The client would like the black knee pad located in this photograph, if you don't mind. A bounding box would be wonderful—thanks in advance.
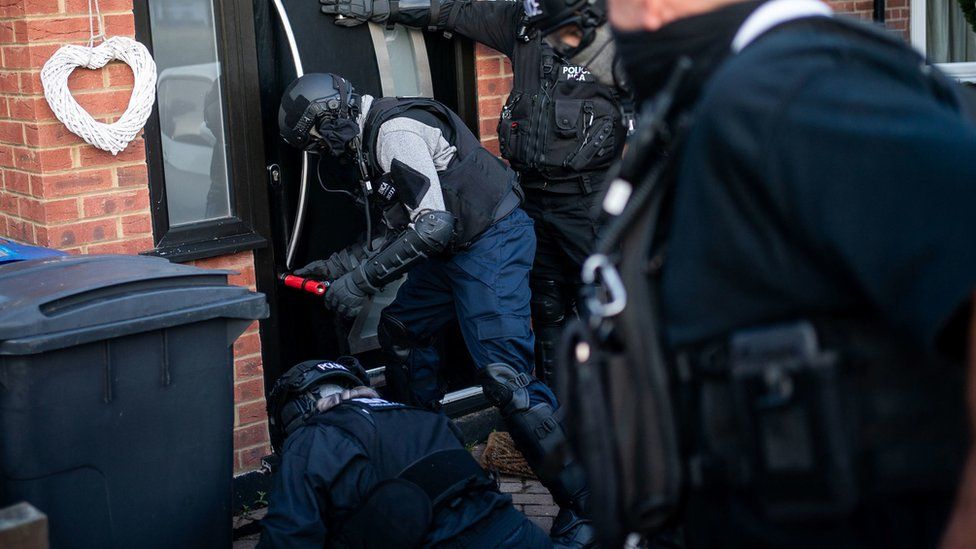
[530,279,567,326]
[480,362,532,415]
[378,313,413,362]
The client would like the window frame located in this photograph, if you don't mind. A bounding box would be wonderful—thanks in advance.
[911,0,976,82]
[133,0,269,262]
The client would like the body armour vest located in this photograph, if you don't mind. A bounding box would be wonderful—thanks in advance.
[497,39,628,186]
[363,97,519,248]
[307,398,490,548]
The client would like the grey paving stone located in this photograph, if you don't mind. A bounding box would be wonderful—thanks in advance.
[524,481,549,494]
[499,482,523,493]
[523,504,560,518]
[511,493,554,505]
[529,515,553,532]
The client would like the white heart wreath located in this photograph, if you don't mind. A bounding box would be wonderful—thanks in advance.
[40,36,157,156]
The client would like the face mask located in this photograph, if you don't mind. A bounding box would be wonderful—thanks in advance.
[315,117,361,157]
[567,24,618,87]
[612,0,762,104]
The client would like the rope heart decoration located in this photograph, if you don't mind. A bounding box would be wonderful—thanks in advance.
[40,0,157,155]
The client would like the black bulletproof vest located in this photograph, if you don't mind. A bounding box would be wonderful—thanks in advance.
[497,38,627,187]
[307,398,480,547]
[364,97,518,247]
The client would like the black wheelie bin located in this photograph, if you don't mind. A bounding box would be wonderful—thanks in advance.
[0,254,269,549]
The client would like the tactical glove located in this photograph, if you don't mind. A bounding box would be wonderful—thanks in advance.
[320,0,390,27]
[294,245,366,281]
[324,268,376,318]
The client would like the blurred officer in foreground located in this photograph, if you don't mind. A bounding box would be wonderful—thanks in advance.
[319,0,633,388]
[280,73,595,545]
[259,358,553,547]
[535,0,976,547]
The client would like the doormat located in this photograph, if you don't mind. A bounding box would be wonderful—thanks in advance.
[481,431,536,479]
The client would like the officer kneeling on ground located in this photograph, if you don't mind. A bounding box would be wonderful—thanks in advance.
[279,73,595,546]
[258,358,554,547]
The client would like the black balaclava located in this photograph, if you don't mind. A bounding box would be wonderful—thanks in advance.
[613,0,763,105]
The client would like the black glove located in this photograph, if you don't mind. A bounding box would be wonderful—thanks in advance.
[294,246,365,281]
[320,0,390,27]
[324,268,376,318]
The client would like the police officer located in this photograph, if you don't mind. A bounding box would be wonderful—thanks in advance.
[259,358,553,547]
[536,0,976,547]
[318,0,633,387]
[280,73,595,545]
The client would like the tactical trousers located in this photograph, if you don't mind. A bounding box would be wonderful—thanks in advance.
[380,208,557,409]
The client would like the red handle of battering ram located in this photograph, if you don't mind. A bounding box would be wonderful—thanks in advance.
[280,274,329,296]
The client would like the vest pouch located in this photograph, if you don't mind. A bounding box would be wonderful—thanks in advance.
[726,347,859,524]
[564,115,616,173]
[553,99,583,138]
[497,92,528,165]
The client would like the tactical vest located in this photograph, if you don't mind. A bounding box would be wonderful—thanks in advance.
[363,97,521,248]
[307,398,497,548]
[497,39,628,189]
[561,5,976,545]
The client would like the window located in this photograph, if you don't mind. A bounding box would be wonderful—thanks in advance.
[135,0,268,261]
[912,0,976,81]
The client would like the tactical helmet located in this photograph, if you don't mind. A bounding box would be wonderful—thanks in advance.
[267,356,371,453]
[279,73,362,154]
[523,0,607,58]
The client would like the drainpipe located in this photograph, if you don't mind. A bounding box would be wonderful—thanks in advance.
[873,0,886,23]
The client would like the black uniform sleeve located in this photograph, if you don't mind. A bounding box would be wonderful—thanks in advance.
[442,0,521,57]
[258,426,372,549]
[768,64,976,355]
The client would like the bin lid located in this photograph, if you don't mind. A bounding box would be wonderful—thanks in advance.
[0,238,65,264]
[0,254,269,355]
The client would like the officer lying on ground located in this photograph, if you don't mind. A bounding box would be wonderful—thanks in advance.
[319,0,633,390]
[258,358,554,547]
[279,73,594,546]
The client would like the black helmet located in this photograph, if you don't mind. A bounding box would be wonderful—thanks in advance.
[267,356,370,453]
[279,73,362,155]
[523,0,607,58]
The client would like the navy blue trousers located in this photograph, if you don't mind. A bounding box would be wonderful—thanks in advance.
[380,208,557,409]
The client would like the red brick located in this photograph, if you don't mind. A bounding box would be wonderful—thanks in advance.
[44,217,117,247]
[25,17,91,43]
[6,216,35,243]
[12,146,72,171]
[103,14,135,38]
[235,355,264,380]
[4,170,29,194]
[86,236,154,255]
[477,75,513,98]
[474,43,502,57]
[28,43,71,70]
[120,212,151,235]
[0,72,19,93]
[479,96,503,117]
[237,444,271,473]
[78,138,146,167]
[31,168,112,196]
[476,57,501,78]
[0,120,22,144]
[67,67,107,91]
[18,196,78,223]
[116,163,148,187]
[482,137,500,156]
[82,188,149,217]
[235,376,266,403]
[23,122,85,148]
[0,190,17,214]
[237,400,269,427]
[195,252,254,270]
[501,58,513,76]
[22,0,60,16]
[2,46,32,70]
[233,421,269,450]
[106,62,133,87]
[228,265,256,288]
[0,21,15,45]
[73,89,134,117]
[234,331,262,357]
[64,0,134,13]
[0,143,13,167]
[0,215,8,237]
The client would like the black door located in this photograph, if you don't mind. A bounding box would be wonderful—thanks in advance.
[252,0,481,411]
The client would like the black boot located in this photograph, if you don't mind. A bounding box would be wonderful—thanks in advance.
[481,363,597,548]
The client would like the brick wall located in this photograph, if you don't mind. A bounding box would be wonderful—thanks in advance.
[0,1,269,475]
[471,2,913,136]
